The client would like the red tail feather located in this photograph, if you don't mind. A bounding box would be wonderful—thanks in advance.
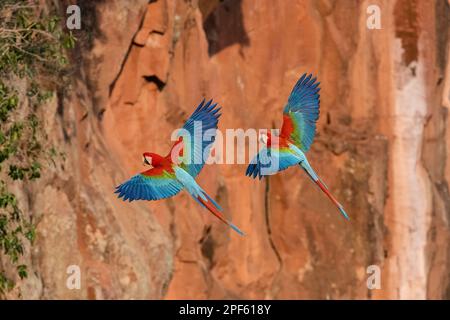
[314,179,349,220]
[315,179,338,206]
[197,196,227,224]
[196,196,245,235]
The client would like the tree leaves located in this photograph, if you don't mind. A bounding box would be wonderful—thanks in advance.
[0,0,75,296]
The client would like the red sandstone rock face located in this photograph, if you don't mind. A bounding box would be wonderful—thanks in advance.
[9,0,450,299]
[103,0,450,299]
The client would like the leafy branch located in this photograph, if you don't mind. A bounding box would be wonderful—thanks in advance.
[0,0,74,296]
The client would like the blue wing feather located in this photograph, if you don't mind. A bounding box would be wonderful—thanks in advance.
[115,171,183,202]
[246,147,301,179]
[175,99,221,177]
[282,73,320,152]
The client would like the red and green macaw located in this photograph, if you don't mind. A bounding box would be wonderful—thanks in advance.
[246,73,349,220]
[115,99,244,235]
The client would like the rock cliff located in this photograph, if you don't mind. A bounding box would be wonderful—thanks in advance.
[5,0,450,299]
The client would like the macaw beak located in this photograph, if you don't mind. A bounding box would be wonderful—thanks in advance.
[143,157,150,166]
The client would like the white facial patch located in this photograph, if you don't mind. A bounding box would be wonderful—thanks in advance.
[144,156,152,165]
[259,133,268,144]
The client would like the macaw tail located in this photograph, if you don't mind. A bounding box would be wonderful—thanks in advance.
[194,192,245,236]
[299,162,350,221]
[173,165,244,235]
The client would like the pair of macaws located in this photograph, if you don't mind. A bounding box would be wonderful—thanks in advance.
[115,74,349,236]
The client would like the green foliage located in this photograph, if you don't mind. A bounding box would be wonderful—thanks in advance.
[0,83,18,122]
[0,0,74,296]
[0,273,14,293]
[0,0,76,78]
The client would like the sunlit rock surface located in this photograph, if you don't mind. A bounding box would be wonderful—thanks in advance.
[9,0,450,299]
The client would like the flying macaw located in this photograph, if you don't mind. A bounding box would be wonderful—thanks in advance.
[246,73,349,220]
[115,99,244,235]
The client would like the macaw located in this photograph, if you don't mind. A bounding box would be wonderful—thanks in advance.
[115,99,244,235]
[246,73,349,220]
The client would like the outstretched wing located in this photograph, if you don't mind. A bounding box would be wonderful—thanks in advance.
[168,99,221,178]
[280,73,320,152]
[115,168,183,202]
[246,147,301,179]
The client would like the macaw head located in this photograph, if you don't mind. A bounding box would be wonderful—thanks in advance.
[143,152,163,167]
[259,131,272,147]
